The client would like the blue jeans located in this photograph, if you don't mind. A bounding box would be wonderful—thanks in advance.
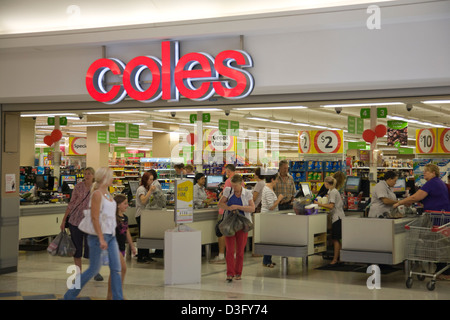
[64,234,123,300]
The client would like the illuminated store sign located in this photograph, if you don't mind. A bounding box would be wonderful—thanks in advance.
[86,41,254,104]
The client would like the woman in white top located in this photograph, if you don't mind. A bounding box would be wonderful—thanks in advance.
[64,167,123,300]
[252,167,266,213]
[135,170,160,262]
[218,174,255,282]
[315,176,345,265]
[369,171,399,218]
[260,174,284,267]
[193,173,213,209]
[261,174,284,213]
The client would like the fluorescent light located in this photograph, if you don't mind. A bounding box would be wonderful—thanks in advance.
[126,147,150,151]
[234,106,307,111]
[309,125,328,129]
[421,100,450,104]
[246,116,271,122]
[291,122,310,126]
[154,108,221,112]
[272,120,292,124]
[142,129,167,133]
[85,110,146,114]
[279,133,298,137]
[72,123,109,127]
[322,102,404,108]
[21,113,78,117]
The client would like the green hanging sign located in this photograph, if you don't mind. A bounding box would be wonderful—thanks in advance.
[360,108,371,119]
[128,124,140,139]
[115,122,127,138]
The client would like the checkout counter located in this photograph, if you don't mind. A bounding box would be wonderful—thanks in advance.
[254,210,328,274]
[137,206,227,261]
[340,215,416,267]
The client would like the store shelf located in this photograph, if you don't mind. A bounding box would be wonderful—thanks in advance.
[352,167,413,170]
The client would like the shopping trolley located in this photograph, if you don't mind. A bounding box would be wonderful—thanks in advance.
[404,211,450,291]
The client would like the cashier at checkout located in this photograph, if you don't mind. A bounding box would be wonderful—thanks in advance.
[368,171,399,218]
[193,173,213,209]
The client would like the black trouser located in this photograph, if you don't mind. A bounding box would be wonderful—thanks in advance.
[278,203,293,210]
[136,216,150,260]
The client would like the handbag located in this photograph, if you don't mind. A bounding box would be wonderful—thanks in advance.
[77,209,97,235]
[219,209,240,237]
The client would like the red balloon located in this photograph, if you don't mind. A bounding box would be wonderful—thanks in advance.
[374,124,387,138]
[44,135,54,146]
[362,129,376,143]
[51,129,63,141]
[187,133,197,146]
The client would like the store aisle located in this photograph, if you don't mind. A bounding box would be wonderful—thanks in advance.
[0,249,449,300]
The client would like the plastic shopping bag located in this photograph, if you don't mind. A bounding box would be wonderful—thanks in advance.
[47,232,63,256]
[47,230,76,257]
[219,210,239,237]
[57,231,76,257]
[236,214,254,233]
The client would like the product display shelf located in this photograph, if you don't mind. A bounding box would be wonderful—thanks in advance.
[109,160,141,191]
[289,160,344,191]
[140,158,177,191]
[235,165,278,185]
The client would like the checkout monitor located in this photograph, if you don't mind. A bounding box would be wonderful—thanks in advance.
[294,182,312,198]
[392,178,406,195]
[35,175,46,189]
[345,176,361,193]
[128,180,139,196]
[206,175,223,189]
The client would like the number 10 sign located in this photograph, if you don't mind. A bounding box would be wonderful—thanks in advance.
[415,128,450,154]
[298,130,343,154]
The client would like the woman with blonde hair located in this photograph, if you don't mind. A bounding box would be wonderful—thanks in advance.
[64,167,123,300]
[60,167,95,274]
[315,176,345,265]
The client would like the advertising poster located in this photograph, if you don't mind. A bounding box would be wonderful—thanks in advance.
[5,174,16,193]
[68,137,87,155]
[415,128,437,154]
[203,129,236,152]
[298,130,343,154]
[387,120,408,147]
[437,128,450,154]
[174,179,194,224]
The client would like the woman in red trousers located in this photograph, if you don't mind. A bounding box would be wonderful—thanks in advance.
[218,174,255,282]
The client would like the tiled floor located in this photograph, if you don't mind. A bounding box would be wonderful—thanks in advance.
[1,249,449,300]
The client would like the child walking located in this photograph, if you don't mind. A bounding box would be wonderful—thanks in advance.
[107,194,137,300]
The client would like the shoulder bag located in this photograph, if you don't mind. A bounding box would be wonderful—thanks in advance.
[78,191,103,235]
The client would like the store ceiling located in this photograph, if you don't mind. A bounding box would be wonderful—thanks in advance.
[25,95,450,154]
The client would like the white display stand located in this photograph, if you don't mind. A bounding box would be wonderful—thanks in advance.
[164,227,201,285]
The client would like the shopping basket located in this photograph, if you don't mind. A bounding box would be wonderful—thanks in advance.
[404,210,450,291]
